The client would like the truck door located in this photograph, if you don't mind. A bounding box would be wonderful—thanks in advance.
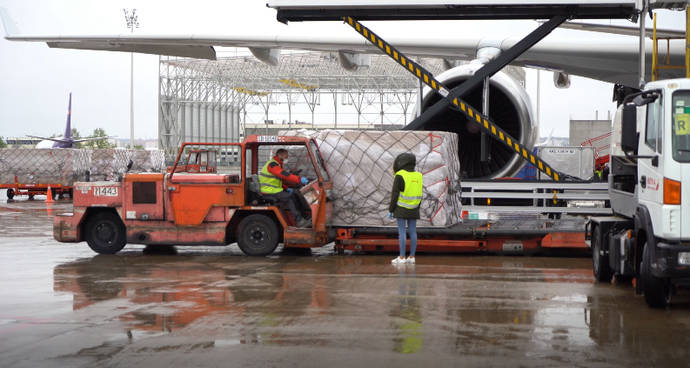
[671,91,690,239]
[638,96,664,232]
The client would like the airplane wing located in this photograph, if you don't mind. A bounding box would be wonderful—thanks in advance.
[27,135,68,143]
[557,21,686,38]
[1,8,685,87]
[72,136,116,143]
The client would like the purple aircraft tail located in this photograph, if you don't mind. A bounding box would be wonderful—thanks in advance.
[63,93,72,140]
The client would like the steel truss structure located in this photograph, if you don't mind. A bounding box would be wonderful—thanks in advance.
[158,50,446,157]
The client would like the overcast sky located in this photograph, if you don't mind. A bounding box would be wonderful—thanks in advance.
[0,1,686,141]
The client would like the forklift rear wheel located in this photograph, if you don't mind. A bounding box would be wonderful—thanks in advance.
[592,225,612,282]
[641,241,670,308]
[6,189,14,199]
[237,214,279,256]
[85,212,127,255]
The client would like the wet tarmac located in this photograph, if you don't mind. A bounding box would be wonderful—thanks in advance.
[1,189,690,367]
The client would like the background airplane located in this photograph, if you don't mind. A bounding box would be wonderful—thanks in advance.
[30,93,114,148]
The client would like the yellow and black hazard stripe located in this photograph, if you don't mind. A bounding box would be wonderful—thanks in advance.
[343,16,562,182]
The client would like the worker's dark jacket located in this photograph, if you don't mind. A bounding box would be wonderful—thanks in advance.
[389,153,421,219]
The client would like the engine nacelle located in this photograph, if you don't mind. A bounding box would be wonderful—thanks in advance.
[417,64,537,179]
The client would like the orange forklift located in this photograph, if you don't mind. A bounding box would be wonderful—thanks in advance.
[54,135,333,256]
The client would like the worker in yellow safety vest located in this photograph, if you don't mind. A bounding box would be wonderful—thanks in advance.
[389,152,423,265]
[259,148,311,228]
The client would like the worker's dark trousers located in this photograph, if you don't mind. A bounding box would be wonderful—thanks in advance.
[263,191,302,221]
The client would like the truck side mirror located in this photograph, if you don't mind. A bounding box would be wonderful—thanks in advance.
[621,103,638,154]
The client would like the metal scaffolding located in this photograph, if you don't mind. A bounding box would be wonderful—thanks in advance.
[158,50,446,157]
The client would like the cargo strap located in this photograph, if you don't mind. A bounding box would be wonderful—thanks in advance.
[343,16,564,182]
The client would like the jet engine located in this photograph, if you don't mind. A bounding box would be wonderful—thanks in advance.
[417,64,537,179]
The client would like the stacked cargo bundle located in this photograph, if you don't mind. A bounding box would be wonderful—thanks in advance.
[87,149,132,181]
[280,129,463,227]
[0,148,90,186]
[88,149,166,181]
[129,149,166,173]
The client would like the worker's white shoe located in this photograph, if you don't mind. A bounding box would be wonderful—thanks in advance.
[406,256,415,265]
[391,256,406,264]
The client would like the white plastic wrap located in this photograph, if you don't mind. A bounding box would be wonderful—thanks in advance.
[0,149,90,186]
[281,129,463,227]
[88,149,166,181]
[0,149,166,185]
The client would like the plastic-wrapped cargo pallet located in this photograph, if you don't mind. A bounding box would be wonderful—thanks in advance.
[0,149,90,186]
[88,149,166,181]
[0,148,166,185]
[129,149,166,173]
[280,129,463,227]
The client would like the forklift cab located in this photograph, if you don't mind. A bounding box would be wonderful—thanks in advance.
[165,136,333,255]
[243,135,332,216]
[168,149,218,173]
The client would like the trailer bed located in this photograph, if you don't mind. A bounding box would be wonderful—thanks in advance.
[335,216,589,254]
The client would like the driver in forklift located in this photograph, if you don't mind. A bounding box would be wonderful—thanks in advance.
[259,149,312,228]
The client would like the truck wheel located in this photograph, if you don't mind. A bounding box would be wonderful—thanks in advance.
[237,214,279,256]
[85,212,127,255]
[592,225,612,282]
[640,241,670,308]
[6,189,14,199]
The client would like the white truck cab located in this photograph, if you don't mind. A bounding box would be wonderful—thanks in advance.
[591,78,690,308]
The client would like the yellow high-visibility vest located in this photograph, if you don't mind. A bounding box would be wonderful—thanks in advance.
[396,169,423,209]
[259,159,283,194]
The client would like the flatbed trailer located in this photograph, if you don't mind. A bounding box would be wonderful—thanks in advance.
[335,216,590,254]
[1,176,71,200]
[332,179,610,254]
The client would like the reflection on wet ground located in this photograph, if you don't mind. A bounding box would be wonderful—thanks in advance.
[2,191,690,367]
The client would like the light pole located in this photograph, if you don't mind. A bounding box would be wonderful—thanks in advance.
[123,9,139,148]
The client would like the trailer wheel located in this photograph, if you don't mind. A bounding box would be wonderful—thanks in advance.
[592,225,612,282]
[640,241,670,308]
[85,212,127,255]
[6,189,14,199]
[237,214,279,256]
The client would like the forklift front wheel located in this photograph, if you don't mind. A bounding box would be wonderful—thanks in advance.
[237,214,279,256]
[6,189,14,199]
[85,212,127,255]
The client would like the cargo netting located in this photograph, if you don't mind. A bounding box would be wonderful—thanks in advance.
[0,149,165,185]
[280,129,463,227]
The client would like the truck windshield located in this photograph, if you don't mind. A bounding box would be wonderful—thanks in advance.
[672,91,690,162]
